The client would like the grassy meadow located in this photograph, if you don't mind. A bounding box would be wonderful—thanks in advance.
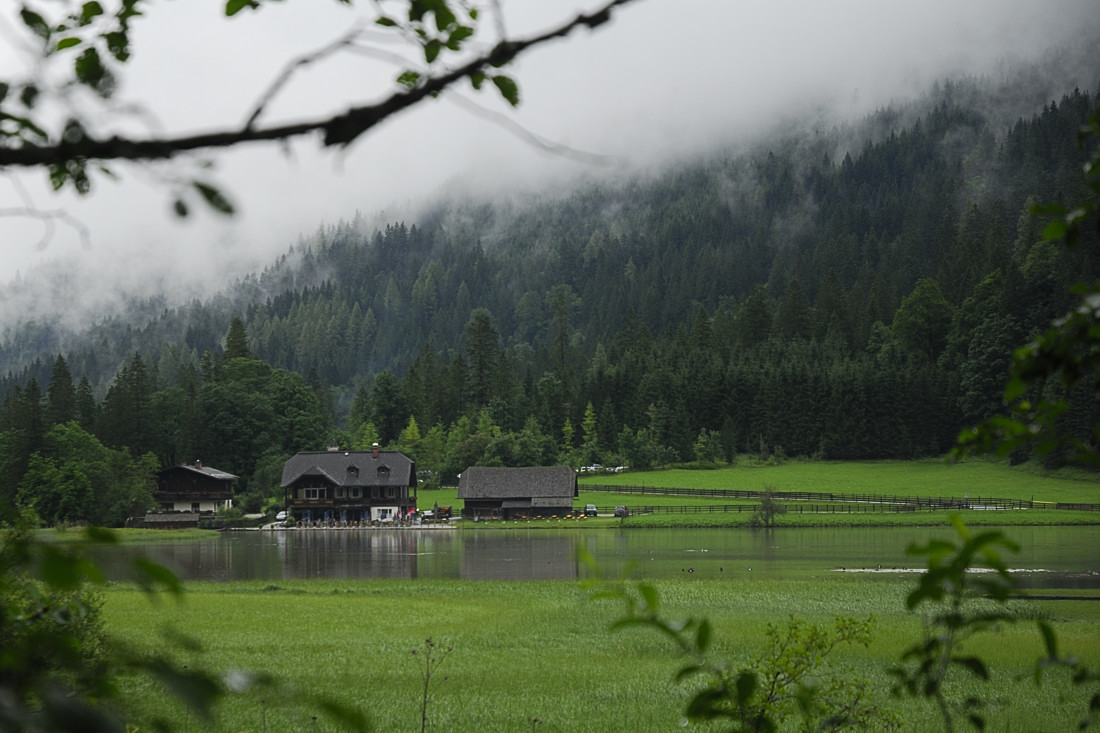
[415,458,1100,528]
[101,575,1100,732]
[95,459,1099,730]
[577,457,1100,504]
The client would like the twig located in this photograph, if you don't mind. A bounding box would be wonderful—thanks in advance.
[0,0,641,168]
[445,92,618,165]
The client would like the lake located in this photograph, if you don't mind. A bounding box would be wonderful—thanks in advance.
[96,525,1100,588]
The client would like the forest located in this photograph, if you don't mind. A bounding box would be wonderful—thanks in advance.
[1,77,1098,525]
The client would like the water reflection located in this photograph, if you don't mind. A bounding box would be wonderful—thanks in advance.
[94,525,1100,587]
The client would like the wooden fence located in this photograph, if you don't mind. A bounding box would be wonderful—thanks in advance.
[584,485,1100,512]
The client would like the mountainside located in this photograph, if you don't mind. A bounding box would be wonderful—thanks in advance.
[1,74,1098,506]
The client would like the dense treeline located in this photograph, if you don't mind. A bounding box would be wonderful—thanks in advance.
[1,80,1098,524]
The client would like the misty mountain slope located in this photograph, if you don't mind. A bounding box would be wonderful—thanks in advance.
[0,77,1096,408]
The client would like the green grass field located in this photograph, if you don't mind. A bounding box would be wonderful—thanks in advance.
[414,459,1100,529]
[577,458,1100,504]
[101,575,1100,732]
[89,460,1099,730]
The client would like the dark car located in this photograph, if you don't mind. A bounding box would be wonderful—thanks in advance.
[614,505,629,518]
[584,504,598,517]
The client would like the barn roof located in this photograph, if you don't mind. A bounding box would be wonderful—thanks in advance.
[458,466,578,500]
[158,463,239,481]
[281,449,415,489]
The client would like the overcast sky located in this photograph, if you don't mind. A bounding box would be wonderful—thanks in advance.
[1,0,1099,324]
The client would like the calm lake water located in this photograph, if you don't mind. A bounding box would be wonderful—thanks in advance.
[97,525,1100,589]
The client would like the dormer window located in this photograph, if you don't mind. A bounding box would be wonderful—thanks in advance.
[346,465,359,482]
[377,465,390,479]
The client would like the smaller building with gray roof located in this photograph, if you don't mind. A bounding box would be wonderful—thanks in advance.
[457,466,578,519]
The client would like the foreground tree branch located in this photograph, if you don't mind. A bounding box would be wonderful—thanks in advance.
[0,0,638,169]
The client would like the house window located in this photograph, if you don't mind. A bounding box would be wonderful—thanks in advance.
[351,487,361,498]
[191,502,200,512]
[336,487,344,499]
[304,488,322,500]
[386,486,395,498]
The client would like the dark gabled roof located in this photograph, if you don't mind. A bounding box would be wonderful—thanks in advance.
[457,466,578,500]
[158,464,239,481]
[280,450,416,489]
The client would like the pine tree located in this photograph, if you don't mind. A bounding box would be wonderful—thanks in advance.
[224,317,252,361]
[45,355,76,427]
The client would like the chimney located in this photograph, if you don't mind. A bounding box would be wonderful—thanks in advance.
[195,459,202,468]
[371,442,380,459]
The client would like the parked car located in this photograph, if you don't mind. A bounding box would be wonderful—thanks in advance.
[614,505,629,518]
[275,510,287,521]
[584,504,598,517]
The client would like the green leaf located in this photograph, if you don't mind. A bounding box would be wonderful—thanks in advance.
[376,16,397,27]
[104,31,129,62]
[673,662,707,682]
[1037,620,1059,659]
[424,39,442,64]
[685,688,727,720]
[172,198,189,217]
[638,582,659,613]
[84,525,118,545]
[81,1,105,23]
[144,659,222,721]
[20,8,51,40]
[19,83,39,108]
[492,75,519,106]
[953,655,990,680]
[695,617,712,653]
[55,37,82,51]
[74,47,114,96]
[193,181,235,215]
[1042,219,1067,241]
[396,70,421,90]
[734,670,758,704]
[446,24,474,50]
[133,555,183,596]
[225,0,258,16]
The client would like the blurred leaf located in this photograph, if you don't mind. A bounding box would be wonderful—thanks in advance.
[685,688,727,720]
[638,582,659,613]
[193,181,235,215]
[424,39,442,63]
[132,555,183,596]
[1043,219,1067,241]
[80,2,105,23]
[74,47,115,97]
[84,525,118,545]
[492,75,519,106]
[695,617,712,653]
[55,37,82,51]
[734,670,758,704]
[20,8,51,40]
[225,0,258,16]
[19,84,39,108]
[953,656,989,680]
[104,30,129,62]
[397,70,421,90]
[144,658,222,721]
[1037,620,1059,660]
[673,662,706,682]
